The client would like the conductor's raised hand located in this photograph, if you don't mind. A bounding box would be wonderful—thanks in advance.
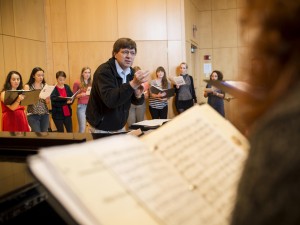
[134,85,144,99]
[130,70,150,90]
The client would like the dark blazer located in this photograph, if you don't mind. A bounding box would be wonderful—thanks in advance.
[50,84,73,120]
[86,57,144,131]
[174,74,197,103]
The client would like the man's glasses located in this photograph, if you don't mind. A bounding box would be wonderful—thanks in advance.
[120,50,136,56]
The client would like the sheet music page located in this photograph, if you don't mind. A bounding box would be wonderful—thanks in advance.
[171,76,186,86]
[90,136,215,225]
[86,87,92,95]
[133,119,170,127]
[31,138,160,225]
[29,134,230,225]
[39,84,55,99]
[28,104,249,225]
[58,89,80,101]
[142,104,249,223]
[28,157,99,225]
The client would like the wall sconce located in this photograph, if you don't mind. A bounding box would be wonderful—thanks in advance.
[191,44,197,53]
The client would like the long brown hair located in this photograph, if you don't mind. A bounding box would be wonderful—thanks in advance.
[240,0,300,127]
[80,67,92,89]
[156,66,168,89]
[2,71,23,91]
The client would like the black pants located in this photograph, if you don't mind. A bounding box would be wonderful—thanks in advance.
[176,99,194,114]
[53,116,73,133]
[149,106,168,119]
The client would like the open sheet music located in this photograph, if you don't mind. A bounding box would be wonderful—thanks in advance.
[57,89,80,102]
[27,104,249,225]
[86,87,92,95]
[39,84,55,99]
[170,76,186,86]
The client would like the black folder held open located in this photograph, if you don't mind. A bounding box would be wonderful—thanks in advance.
[150,86,175,98]
[4,89,41,106]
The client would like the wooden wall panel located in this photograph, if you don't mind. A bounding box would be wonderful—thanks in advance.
[213,47,238,80]
[237,0,246,8]
[237,8,248,47]
[184,40,192,71]
[237,47,250,80]
[167,41,184,76]
[68,42,113,85]
[0,0,14,35]
[0,3,2,33]
[212,9,237,48]
[167,40,185,118]
[184,0,200,44]
[50,0,67,42]
[184,0,191,42]
[167,0,182,40]
[14,0,45,41]
[118,0,167,40]
[2,36,17,72]
[15,38,46,81]
[133,41,168,78]
[212,0,236,10]
[198,11,212,48]
[44,0,54,79]
[190,2,199,43]
[52,43,69,83]
[0,35,4,130]
[0,36,4,77]
[191,0,212,11]
[66,0,118,42]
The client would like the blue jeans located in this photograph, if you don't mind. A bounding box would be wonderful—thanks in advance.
[77,104,87,133]
[27,114,50,132]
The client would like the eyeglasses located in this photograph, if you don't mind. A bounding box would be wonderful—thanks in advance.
[120,50,136,56]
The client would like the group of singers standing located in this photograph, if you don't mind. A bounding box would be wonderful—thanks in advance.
[0,38,225,134]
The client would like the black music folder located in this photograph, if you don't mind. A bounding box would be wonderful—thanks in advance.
[4,89,41,106]
[150,86,175,98]
[129,119,170,131]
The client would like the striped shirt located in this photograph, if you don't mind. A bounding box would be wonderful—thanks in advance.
[149,80,170,109]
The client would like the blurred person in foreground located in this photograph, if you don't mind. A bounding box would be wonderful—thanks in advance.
[230,1,300,225]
